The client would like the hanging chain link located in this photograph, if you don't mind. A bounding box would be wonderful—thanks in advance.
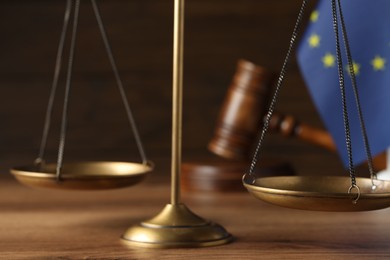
[56,0,81,180]
[331,0,356,187]
[335,0,377,188]
[248,0,308,178]
[332,0,360,204]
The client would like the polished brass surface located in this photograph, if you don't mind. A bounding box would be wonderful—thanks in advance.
[243,175,390,211]
[121,204,233,248]
[11,161,152,190]
[171,0,185,206]
[122,0,232,248]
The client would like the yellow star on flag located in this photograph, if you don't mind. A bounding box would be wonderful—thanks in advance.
[346,62,361,76]
[371,56,386,71]
[308,33,320,48]
[310,11,319,22]
[322,53,335,68]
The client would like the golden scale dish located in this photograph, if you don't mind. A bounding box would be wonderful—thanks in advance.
[9,0,390,249]
[11,161,151,190]
[243,175,390,212]
[242,0,390,212]
[11,0,153,190]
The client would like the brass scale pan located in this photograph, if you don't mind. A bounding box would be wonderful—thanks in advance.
[11,0,152,191]
[242,0,390,212]
[11,161,152,190]
[243,175,390,212]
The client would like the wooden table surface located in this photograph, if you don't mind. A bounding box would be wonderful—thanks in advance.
[1,165,390,260]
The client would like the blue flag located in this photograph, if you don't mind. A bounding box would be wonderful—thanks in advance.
[297,0,390,167]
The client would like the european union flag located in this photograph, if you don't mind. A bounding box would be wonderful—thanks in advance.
[297,0,390,167]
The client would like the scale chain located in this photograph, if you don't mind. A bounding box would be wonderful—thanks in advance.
[56,0,81,180]
[331,0,356,186]
[35,0,72,167]
[248,0,308,177]
[37,0,149,180]
[335,0,377,187]
[91,0,148,164]
[331,0,379,202]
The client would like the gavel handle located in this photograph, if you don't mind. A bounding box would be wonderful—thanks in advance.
[269,113,386,170]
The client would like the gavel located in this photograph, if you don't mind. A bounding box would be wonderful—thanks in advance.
[208,59,386,170]
[183,59,386,193]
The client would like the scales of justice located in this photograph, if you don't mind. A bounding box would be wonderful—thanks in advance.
[9,0,390,248]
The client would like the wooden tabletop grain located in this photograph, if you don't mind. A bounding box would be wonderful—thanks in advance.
[1,166,390,260]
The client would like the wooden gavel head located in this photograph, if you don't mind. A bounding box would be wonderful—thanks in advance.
[208,59,276,160]
[208,59,338,161]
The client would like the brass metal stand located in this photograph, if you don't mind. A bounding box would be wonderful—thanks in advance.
[121,0,233,248]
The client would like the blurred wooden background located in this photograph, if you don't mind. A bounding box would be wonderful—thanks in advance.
[0,0,345,175]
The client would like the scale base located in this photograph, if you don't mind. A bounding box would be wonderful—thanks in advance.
[121,204,233,248]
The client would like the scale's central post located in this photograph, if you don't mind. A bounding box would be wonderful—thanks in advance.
[121,0,232,248]
[171,0,184,205]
